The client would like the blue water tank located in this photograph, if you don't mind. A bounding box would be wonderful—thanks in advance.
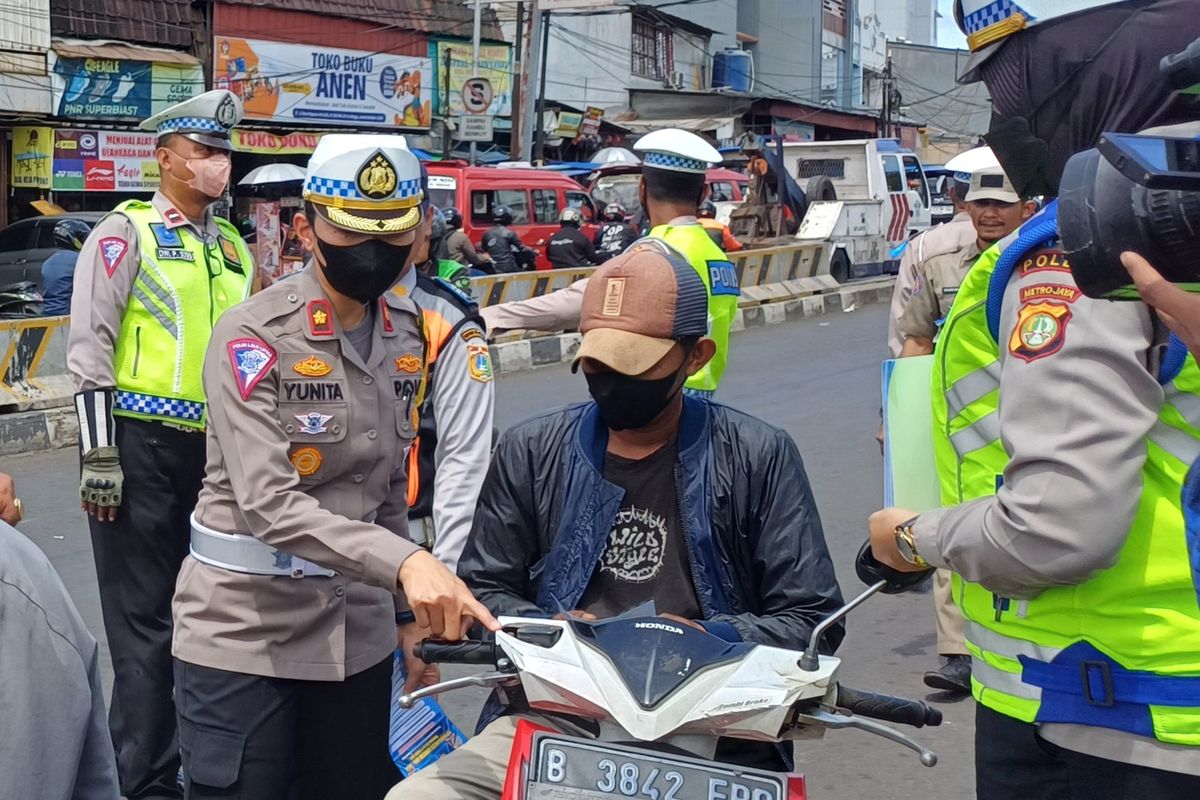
[712,48,754,93]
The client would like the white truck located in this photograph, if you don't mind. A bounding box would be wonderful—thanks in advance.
[784,139,932,283]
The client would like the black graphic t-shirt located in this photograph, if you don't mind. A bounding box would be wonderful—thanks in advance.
[579,437,702,620]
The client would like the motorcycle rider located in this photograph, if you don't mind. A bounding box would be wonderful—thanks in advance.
[41,218,89,316]
[480,128,739,398]
[391,245,843,800]
[171,134,497,799]
[480,206,535,272]
[442,207,492,274]
[871,3,1200,797]
[419,208,471,292]
[697,200,743,253]
[593,202,637,260]
[546,207,598,268]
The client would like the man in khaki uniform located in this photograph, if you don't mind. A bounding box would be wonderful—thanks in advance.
[66,89,253,800]
[171,134,496,800]
[894,163,1034,694]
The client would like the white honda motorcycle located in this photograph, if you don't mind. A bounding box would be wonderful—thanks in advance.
[401,545,940,800]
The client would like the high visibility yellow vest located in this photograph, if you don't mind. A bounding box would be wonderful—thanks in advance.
[111,201,254,429]
[649,223,738,394]
[930,229,1200,745]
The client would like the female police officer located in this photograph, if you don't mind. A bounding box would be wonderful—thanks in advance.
[170,134,498,799]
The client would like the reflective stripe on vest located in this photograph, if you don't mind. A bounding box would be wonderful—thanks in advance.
[931,224,1200,744]
[648,225,738,394]
[111,201,254,428]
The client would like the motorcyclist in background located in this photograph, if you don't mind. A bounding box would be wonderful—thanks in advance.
[546,207,598,268]
[418,208,472,292]
[481,206,535,273]
[594,202,638,260]
[697,200,743,253]
[442,207,492,274]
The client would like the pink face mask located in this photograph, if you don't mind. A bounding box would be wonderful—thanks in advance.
[170,151,231,199]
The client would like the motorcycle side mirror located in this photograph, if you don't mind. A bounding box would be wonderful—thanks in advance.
[854,539,935,594]
[798,542,936,672]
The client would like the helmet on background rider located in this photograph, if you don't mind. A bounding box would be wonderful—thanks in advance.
[427,207,449,255]
[559,207,583,227]
[53,219,90,251]
[443,206,463,230]
[602,202,626,222]
[492,206,514,225]
[697,200,717,219]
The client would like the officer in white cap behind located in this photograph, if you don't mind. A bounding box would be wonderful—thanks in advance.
[170,133,497,798]
[481,128,740,396]
[66,88,255,800]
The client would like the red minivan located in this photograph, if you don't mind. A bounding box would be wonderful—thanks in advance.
[425,161,599,271]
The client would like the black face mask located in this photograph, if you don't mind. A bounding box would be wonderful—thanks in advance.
[584,356,690,431]
[314,236,412,303]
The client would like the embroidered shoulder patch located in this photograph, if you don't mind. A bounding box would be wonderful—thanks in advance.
[227,338,277,400]
[1009,301,1072,362]
[467,342,493,383]
[308,300,335,337]
[98,237,128,278]
[1019,248,1071,275]
[1020,284,1080,304]
[460,327,485,343]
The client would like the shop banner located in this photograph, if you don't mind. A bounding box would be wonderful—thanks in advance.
[430,40,512,118]
[11,126,53,189]
[580,106,605,138]
[232,129,324,154]
[50,55,203,120]
[555,112,583,138]
[215,36,432,128]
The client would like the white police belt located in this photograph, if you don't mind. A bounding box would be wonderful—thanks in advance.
[190,514,336,578]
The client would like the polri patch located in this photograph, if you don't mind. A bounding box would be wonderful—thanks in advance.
[708,260,740,296]
[98,237,128,278]
[308,300,334,337]
[294,412,333,435]
[292,355,332,377]
[1009,301,1072,362]
[1020,284,1080,304]
[290,446,323,477]
[1019,249,1071,275]
[156,248,195,262]
[467,342,493,383]
[395,353,422,373]
[149,223,182,248]
[227,338,277,400]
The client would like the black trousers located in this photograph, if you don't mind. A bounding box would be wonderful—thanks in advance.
[89,418,208,799]
[174,657,400,800]
[976,704,1200,800]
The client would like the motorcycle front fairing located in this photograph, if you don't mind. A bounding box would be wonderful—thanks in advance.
[496,615,840,744]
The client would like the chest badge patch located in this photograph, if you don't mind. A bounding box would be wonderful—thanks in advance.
[1009,301,1072,362]
[149,223,182,248]
[395,353,422,373]
[219,237,241,265]
[308,300,335,337]
[98,237,128,278]
[294,412,333,435]
[292,355,332,377]
[227,338,277,400]
[290,446,323,477]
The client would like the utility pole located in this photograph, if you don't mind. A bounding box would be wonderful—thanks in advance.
[880,54,893,139]
[511,1,525,159]
[470,0,482,166]
[519,1,543,164]
[442,47,453,158]
[534,10,551,164]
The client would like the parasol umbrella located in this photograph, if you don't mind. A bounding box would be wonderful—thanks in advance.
[589,147,640,166]
[238,163,306,186]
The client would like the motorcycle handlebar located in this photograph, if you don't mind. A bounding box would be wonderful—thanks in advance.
[835,686,943,728]
[414,639,498,665]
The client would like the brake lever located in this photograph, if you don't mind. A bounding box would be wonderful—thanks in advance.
[793,708,938,767]
[397,671,518,709]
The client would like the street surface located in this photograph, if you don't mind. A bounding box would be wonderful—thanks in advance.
[9,304,975,799]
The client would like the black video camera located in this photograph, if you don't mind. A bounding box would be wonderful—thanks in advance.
[1063,38,1200,299]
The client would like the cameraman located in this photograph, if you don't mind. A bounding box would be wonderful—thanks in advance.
[871,3,1200,797]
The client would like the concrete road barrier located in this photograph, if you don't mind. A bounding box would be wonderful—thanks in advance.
[0,315,74,412]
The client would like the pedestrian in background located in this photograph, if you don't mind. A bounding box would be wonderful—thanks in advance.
[65,89,254,800]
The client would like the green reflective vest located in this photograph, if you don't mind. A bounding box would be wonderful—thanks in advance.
[112,201,254,429]
[930,234,1200,745]
[649,223,738,393]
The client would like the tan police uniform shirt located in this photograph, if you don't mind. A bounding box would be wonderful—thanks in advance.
[172,266,426,682]
[896,240,982,343]
[68,192,226,391]
[886,213,976,357]
[913,253,1200,775]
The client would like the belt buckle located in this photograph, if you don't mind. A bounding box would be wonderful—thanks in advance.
[1080,660,1115,707]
